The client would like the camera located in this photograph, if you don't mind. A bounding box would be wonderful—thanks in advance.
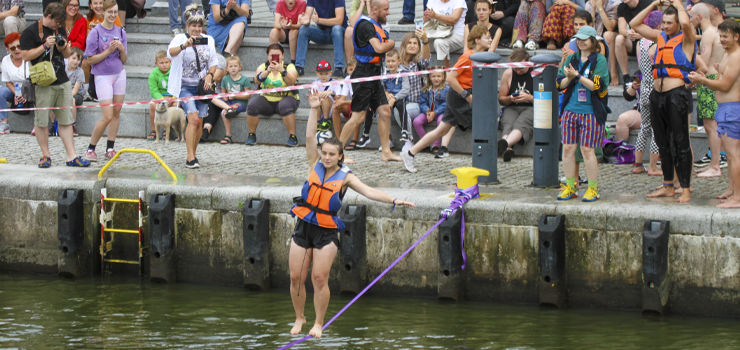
[55,34,66,47]
[192,37,208,45]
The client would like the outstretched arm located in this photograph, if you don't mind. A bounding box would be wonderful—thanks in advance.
[305,91,325,167]
[630,0,660,41]
[344,173,416,208]
[674,0,695,51]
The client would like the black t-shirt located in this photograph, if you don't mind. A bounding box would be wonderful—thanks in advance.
[617,0,651,27]
[19,20,69,86]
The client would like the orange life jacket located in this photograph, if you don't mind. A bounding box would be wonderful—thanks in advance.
[653,31,696,84]
[353,15,388,64]
[291,163,351,230]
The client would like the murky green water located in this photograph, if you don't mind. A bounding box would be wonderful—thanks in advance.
[1,273,739,349]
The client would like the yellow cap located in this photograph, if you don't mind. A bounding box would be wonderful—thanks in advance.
[0,158,6,164]
[450,167,489,190]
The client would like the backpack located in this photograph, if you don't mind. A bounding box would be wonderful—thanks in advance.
[602,139,636,164]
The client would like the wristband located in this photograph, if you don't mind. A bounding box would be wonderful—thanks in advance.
[281,70,287,77]
[422,41,429,45]
[43,43,47,50]
[256,71,267,82]
[576,74,582,80]
[391,198,397,212]
[180,44,184,50]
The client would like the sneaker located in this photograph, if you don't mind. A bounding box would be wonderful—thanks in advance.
[66,156,91,167]
[622,74,631,89]
[524,40,539,50]
[356,134,371,148]
[0,121,9,134]
[85,149,98,162]
[694,152,711,168]
[512,40,524,49]
[557,184,578,200]
[245,132,257,145]
[38,155,51,168]
[332,67,344,79]
[84,95,97,102]
[72,124,78,137]
[497,139,508,157]
[104,149,117,159]
[285,134,298,147]
[582,186,600,202]
[401,150,417,173]
[31,127,35,135]
[171,28,183,36]
[400,131,409,142]
[295,66,305,77]
[720,154,728,168]
[431,145,439,155]
[503,149,514,162]
[185,158,200,168]
[398,17,414,25]
[435,146,449,158]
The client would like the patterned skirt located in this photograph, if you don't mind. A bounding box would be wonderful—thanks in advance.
[541,4,576,45]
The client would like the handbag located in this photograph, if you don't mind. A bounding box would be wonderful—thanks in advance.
[21,61,35,104]
[192,44,216,95]
[29,21,57,87]
[424,19,453,39]
[219,8,240,26]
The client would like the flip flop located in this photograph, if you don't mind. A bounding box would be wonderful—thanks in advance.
[147,131,156,141]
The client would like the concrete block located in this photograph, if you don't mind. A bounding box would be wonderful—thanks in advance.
[147,184,214,209]
[0,175,31,199]
[258,186,302,214]
[554,200,609,231]
[211,186,263,211]
[503,200,557,227]
[605,203,712,236]
[710,211,740,239]
[26,177,100,202]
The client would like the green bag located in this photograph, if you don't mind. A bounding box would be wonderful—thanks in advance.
[29,21,57,87]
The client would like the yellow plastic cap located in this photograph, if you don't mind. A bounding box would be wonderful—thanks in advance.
[0,158,6,163]
[450,167,489,190]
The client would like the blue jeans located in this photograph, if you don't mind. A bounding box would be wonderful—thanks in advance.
[403,0,428,19]
[179,85,209,117]
[169,0,191,30]
[296,25,345,69]
[0,86,14,120]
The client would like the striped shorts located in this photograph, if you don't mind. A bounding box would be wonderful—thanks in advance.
[561,110,605,148]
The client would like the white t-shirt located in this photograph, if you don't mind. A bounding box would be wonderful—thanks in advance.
[427,0,467,37]
[339,75,353,100]
[310,77,343,100]
[1,55,30,84]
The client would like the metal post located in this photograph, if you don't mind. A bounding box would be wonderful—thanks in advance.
[530,54,562,188]
[470,52,501,184]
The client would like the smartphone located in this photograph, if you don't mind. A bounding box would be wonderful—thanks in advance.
[193,37,208,45]
[511,92,520,97]
[414,19,424,31]
[271,54,280,63]
[632,77,641,84]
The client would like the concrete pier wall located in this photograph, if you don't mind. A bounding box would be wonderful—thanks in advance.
[1,177,739,317]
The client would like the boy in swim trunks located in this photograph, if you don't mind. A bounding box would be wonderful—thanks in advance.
[691,3,725,178]
[689,19,740,208]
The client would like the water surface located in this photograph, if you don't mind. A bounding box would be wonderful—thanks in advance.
[1,273,738,349]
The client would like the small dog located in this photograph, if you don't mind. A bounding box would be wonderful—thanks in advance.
[153,102,186,145]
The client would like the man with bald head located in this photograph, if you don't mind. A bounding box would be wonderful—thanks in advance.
[691,3,725,178]
[339,0,400,163]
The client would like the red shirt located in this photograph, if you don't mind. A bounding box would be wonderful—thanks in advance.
[275,0,307,25]
[454,49,474,89]
[67,16,88,51]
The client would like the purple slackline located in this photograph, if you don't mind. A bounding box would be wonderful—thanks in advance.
[275,185,480,350]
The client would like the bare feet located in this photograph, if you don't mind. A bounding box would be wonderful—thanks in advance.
[308,323,323,339]
[290,317,306,335]
[694,166,708,173]
[674,185,693,194]
[632,165,646,174]
[647,186,676,198]
[697,167,721,178]
[717,190,733,199]
[381,152,402,162]
[647,169,663,176]
[344,156,356,164]
[676,191,691,203]
[716,198,740,208]
[610,75,620,86]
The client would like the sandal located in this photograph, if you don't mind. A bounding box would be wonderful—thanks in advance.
[224,107,238,119]
[345,140,357,151]
[147,131,156,141]
[38,155,51,168]
[220,135,233,144]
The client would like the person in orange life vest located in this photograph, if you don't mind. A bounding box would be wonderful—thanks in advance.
[337,0,399,164]
[288,90,415,340]
[630,0,697,203]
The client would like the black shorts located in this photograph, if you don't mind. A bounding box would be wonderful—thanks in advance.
[441,88,472,130]
[292,219,339,250]
[628,39,639,57]
[351,63,387,112]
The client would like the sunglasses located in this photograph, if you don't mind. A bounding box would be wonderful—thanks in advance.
[67,4,79,7]
[8,45,20,51]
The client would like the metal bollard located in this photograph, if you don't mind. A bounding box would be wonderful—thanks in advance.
[530,54,562,188]
[149,193,177,283]
[538,214,567,307]
[57,189,87,278]
[470,52,501,184]
[642,220,670,314]
[243,198,271,291]
[438,209,464,301]
[338,205,367,294]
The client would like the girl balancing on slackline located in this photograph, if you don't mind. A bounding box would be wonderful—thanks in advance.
[288,91,416,339]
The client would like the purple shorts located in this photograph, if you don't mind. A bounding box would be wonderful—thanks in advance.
[716,102,740,140]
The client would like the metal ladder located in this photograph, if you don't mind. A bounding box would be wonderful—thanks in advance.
[99,188,147,275]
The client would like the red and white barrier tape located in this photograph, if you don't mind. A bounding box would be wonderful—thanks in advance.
[3,61,555,113]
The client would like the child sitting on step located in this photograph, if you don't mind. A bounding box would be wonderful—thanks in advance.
[413,67,454,158]
[211,56,251,144]
[310,60,344,137]
[147,50,176,141]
